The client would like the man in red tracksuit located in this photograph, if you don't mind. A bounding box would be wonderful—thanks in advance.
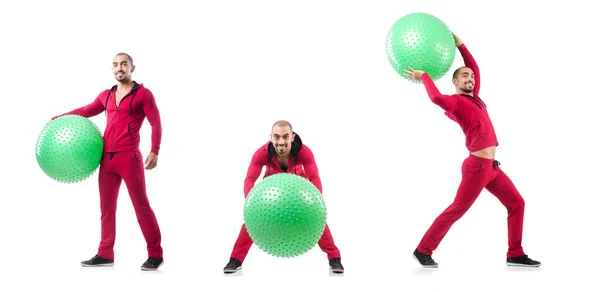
[223,120,344,274]
[52,53,164,271]
[404,32,541,268]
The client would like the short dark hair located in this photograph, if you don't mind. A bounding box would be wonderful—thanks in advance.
[452,66,469,79]
[115,52,133,65]
[272,120,293,133]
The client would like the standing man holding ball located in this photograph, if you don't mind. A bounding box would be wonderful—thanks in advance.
[51,53,165,271]
[404,32,541,268]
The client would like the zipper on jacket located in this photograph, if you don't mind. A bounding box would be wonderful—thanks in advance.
[112,106,118,154]
[111,90,135,154]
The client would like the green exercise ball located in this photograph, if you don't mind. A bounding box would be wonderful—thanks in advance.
[35,115,104,183]
[244,173,327,258]
[386,12,456,82]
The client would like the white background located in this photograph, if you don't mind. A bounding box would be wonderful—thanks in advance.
[1,0,598,291]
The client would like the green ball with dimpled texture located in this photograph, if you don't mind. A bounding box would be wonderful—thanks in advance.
[244,173,327,258]
[35,114,104,183]
[386,12,456,83]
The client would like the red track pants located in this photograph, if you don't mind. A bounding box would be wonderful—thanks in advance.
[230,223,341,262]
[417,154,526,258]
[96,151,163,259]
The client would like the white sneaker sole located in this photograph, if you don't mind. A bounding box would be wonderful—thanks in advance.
[413,254,438,268]
[224,266,242,274]
[81,263,114,267]
[506,262,541,267]
[141,261,164,271]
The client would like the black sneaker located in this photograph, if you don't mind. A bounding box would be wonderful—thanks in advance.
[413,249,438,268]
[141,257,164,271]
[81,255,114,267]
[329,258,344,274]
[506,255,541,267]
[223,258,242,274]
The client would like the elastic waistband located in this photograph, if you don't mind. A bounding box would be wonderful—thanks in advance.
[467,154,501,169]
[103,149,140,154]
[466,154,494,163]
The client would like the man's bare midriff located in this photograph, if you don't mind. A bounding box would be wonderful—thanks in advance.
[471,146,496,159]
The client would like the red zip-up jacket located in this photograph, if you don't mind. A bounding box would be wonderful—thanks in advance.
[243,133,322,197]
[53,82,162,155]
[421,44,499,152]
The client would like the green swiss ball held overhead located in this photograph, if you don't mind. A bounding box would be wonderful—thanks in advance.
[386,12,456,82]
[35,115,104,183]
